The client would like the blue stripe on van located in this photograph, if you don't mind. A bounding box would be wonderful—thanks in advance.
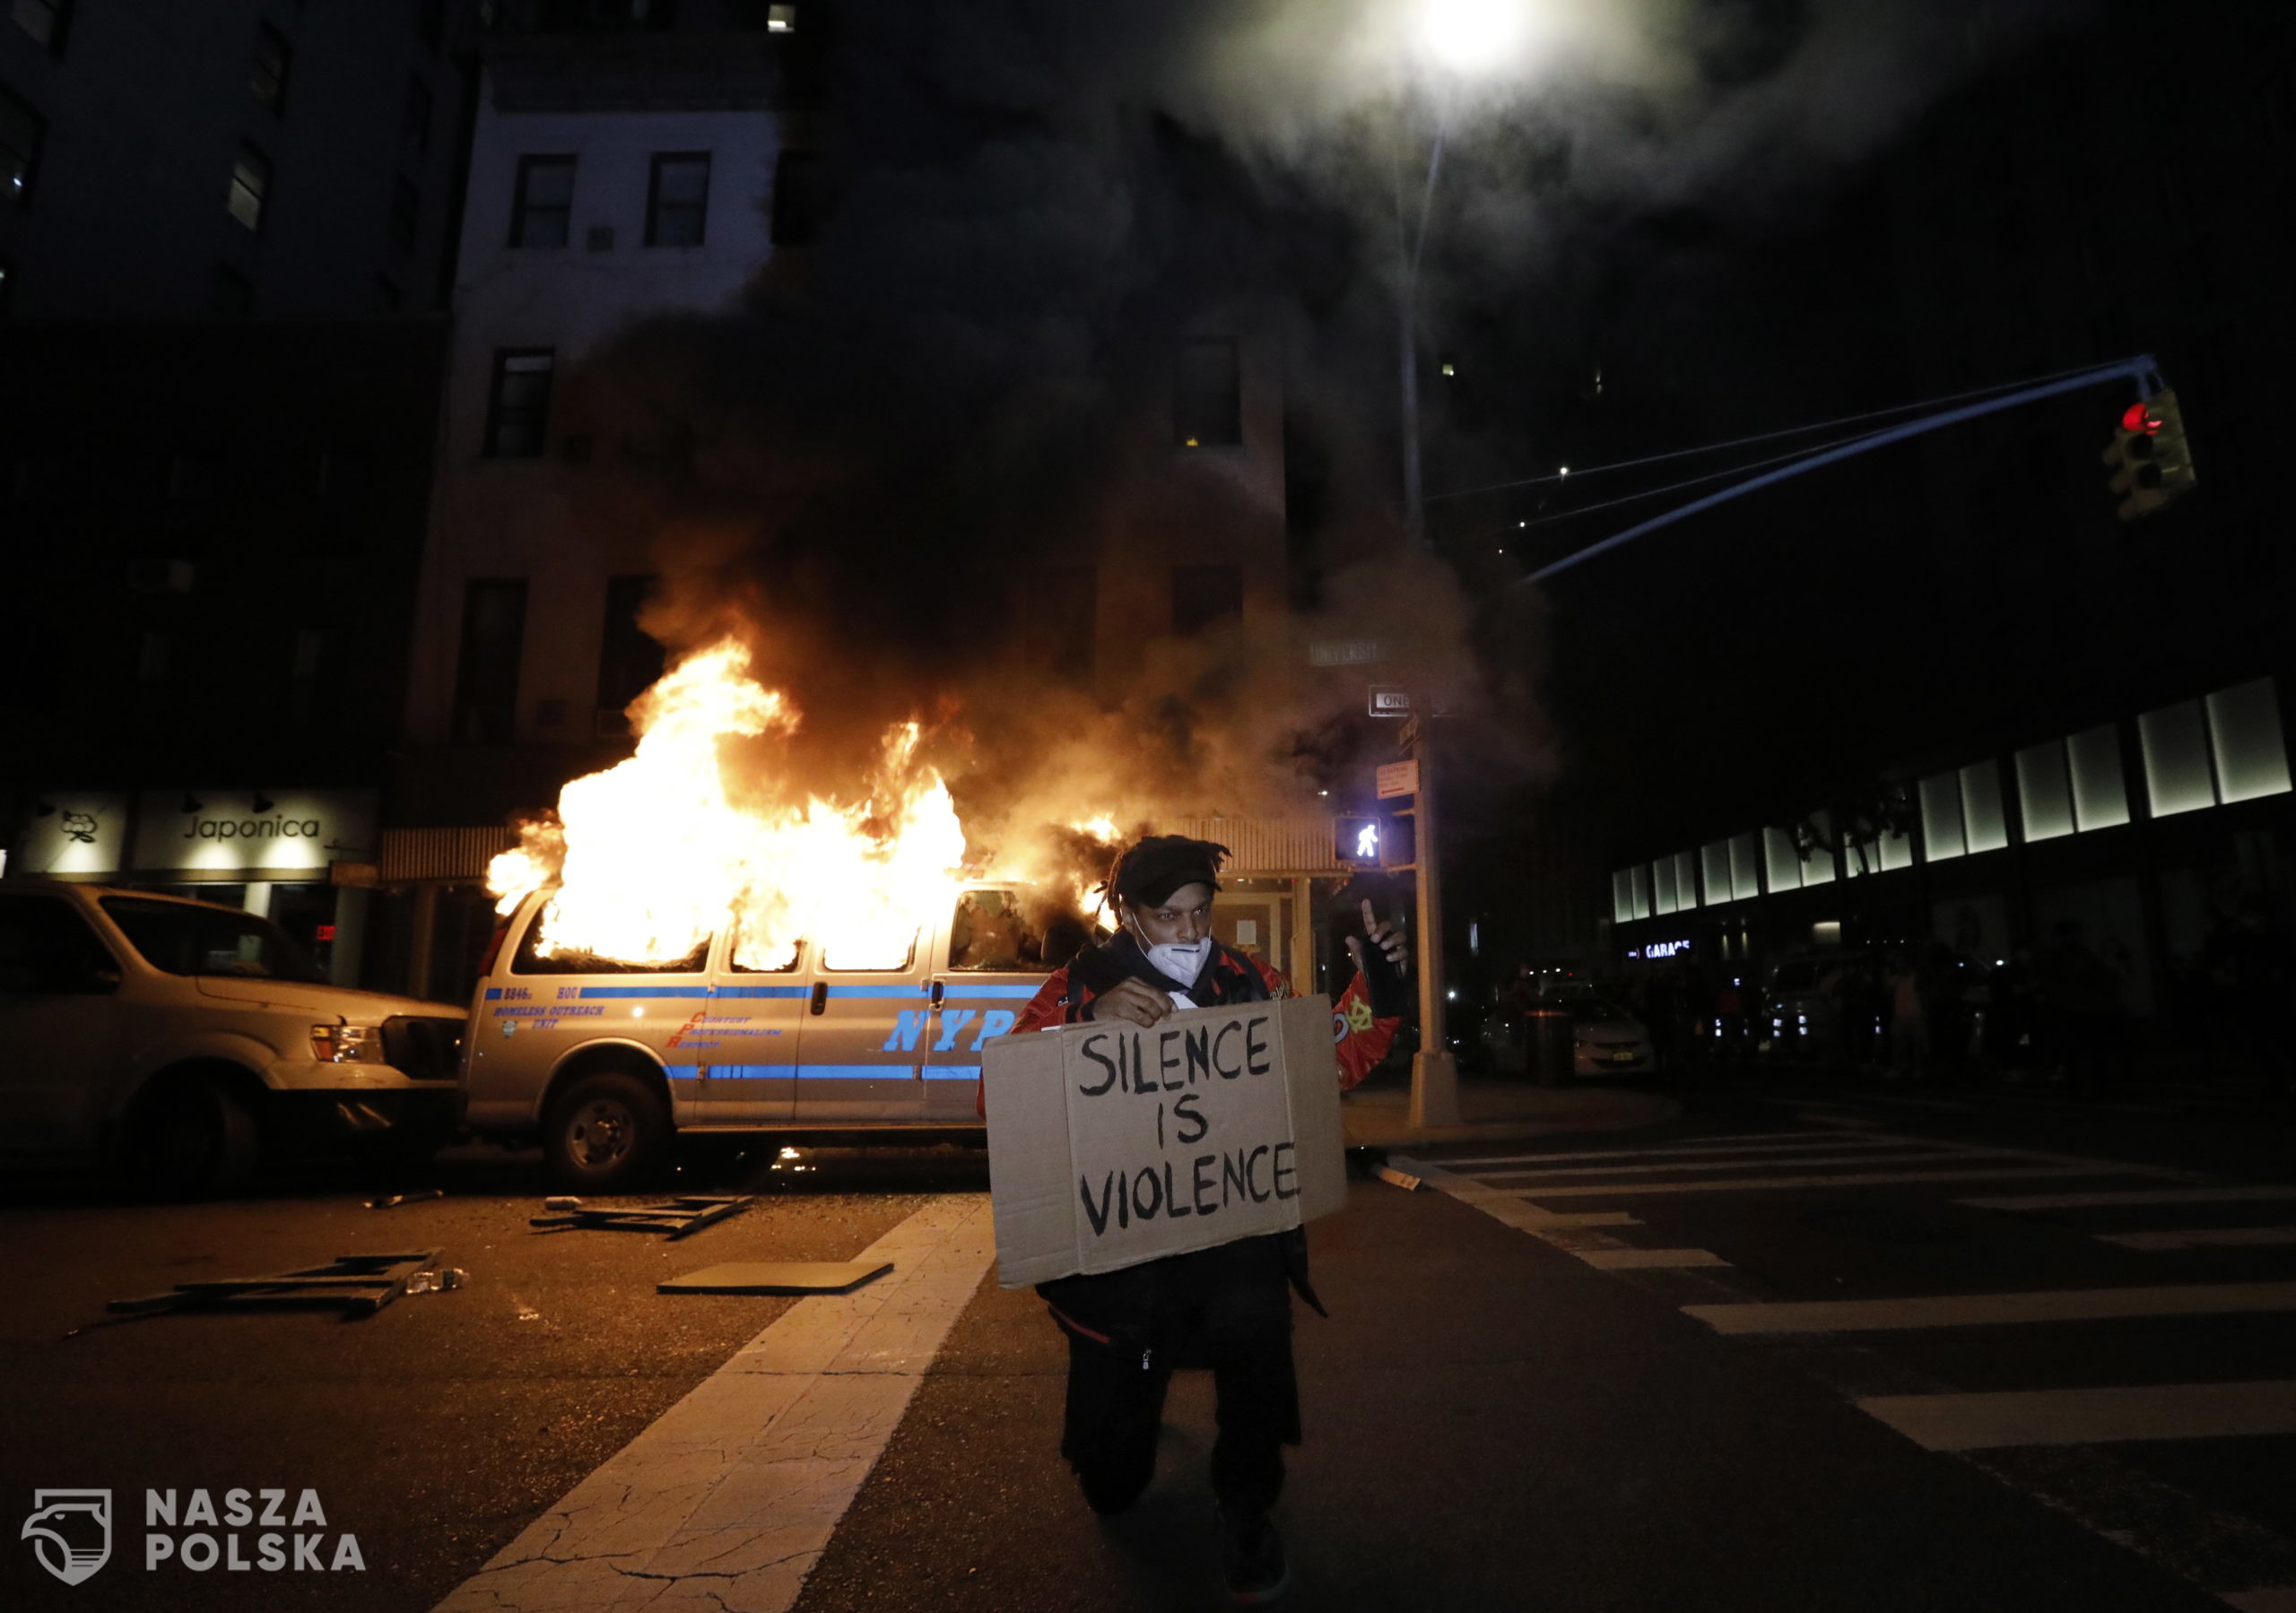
[794,1063,916,1080]
[822,984,929,999]
[715,984,809,999]
[483,987,503,1001]
[938,983,1042,998]
[577,985,711,999]
[923,1064,980,1080]
[708,1063,797,1080]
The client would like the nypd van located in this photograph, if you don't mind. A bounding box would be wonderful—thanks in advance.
[461,884,1067,1188]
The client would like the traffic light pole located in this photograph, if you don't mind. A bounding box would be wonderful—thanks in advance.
[1525,355,2161,585]
[1406,723,1461,1128]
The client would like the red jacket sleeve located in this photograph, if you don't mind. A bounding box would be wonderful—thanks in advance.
[1014,967,1078,1033]
[1249,956,1399,1092]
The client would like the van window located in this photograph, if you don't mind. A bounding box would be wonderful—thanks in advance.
[509,909,708,976]
[823,932,916,972]
[947,889,1041,972]
[728,929,801,973]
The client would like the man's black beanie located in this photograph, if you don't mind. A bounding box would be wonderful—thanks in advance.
[1108,835,1228,907]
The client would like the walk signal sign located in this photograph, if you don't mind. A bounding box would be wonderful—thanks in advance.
[1335,816,1380,866]
[2101,387,2196,520]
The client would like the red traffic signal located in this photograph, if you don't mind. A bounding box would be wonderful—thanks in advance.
[2120,400,2162,434]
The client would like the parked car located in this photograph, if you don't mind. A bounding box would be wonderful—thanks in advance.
[1551,989,1658,1078]
[0,880,466,1195]
[462,883,1068,1188]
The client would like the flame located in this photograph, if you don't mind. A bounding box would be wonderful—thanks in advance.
[490,640,973,971]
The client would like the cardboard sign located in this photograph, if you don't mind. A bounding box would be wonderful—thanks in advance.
[982,995,1347,1288]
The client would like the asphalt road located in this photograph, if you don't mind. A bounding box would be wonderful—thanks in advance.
[4,1073,2292,1612]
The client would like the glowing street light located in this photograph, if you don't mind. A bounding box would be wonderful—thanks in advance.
[1413,0,1535,74]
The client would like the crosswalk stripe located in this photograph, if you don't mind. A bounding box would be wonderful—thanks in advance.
[1437,1133,1908,1167]
[1856,1380,2296,1452]
[1503,1163,2118,1199]
[431,1194,994,1613]
[1959,1185,2296,1211]
[1475,1147,2008,1181]
[2100,1227,2296,1251]
[1683,1280,2296,1336]
[1576,1247,1732,1270]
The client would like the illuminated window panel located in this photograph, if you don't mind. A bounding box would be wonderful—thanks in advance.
[2015,740,2075,842]
[1762,827,1798,892]
[1960,760,2009,854]
[1612,870,1636,926]
[1629,864,1652,920]
[2206,678,2292,804]
[1798,811,1835,886]
[1674,850,1699,909]
[1700,841,1731,906]
[1653,857,1677,915]
[1729,832,1761,901]
[1919,772,1965,861]
[2068,724,2130,830]
[2139,700,2215,819]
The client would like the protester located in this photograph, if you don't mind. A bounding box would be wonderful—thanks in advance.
[1009,835,1407,1605]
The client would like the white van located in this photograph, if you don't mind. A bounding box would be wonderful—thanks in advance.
[0,880,466,1195]
[461,883,1067,1188]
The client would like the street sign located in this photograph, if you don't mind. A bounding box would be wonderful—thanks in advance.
[1376,760,1420,800]
[1369,687,1411,718]
[1309,639,1388,667]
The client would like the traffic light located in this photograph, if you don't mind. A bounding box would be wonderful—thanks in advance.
[2101,388,2196,520]
[1335,816,1380,867]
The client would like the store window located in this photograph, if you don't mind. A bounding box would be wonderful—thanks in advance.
[1611,870,1636,926]
[1653,856,1678,915]
[1918,771,1966,861]
[1700,841,1730,906]
[1728,832,1761,901]
[1960,760,2009,854]
[2138,699,2214,819]
[2014,739,2075,842]
[1627,864,1652,920]
[2205,677,2292,804]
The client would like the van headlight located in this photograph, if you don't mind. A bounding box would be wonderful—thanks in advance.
[311,1024,385,1062]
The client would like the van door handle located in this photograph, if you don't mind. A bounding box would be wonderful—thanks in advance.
[930,980,944,1007]
[809,982,828,1016]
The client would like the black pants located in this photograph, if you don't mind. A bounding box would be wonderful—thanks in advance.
[1057,1244,1298,1518]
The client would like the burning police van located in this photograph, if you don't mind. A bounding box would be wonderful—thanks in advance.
[461,884,1079,1188]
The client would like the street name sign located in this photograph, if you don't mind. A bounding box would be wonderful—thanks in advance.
[1376,760,1420,800]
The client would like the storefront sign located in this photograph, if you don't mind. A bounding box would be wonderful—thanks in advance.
[131,790,378,875]
[1631,939,1692,959]
[13,792,130,876]
[982,996,1346,1288]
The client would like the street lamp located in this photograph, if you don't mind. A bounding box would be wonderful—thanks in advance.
[1392,0,1534,1129]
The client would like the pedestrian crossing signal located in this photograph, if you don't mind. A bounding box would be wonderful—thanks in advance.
[2101,387,2196,521]
[1336,816,1379,866]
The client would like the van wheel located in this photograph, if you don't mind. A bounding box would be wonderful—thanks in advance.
[544,1071,669,1192]
[118,1077,260,1200]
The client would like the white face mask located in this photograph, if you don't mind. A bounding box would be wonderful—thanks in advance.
[1129,918,1213,985]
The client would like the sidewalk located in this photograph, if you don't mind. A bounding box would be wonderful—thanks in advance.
[1340,1071,1679,1149]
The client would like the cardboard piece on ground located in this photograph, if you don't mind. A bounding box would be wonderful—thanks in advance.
[657,1260,893,1296]
[982,994,1347,1289]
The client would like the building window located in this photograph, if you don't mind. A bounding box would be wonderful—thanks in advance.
[1025,566,1096,680]
[484,350,554,458]
[452,579,528,744]
[1727,832,1760,901]
[11,0,69,55]
[769,148,826,246]
[402,74,433,153]
[249,22,292,113]
[2014,739,2075,843]
[595,575,664,736]
[1918,771,1966,861]
[211,264,255,317]
[227,143,270,231]
[2,84,42,204]
[2206,678,2292,804]
[1170,564,1242,636]
[510,155,573,247]
[1762,826,1800,889]
[2138,700,2215,819]
[387,174,419,253]
[1959,760,2009,854]
[2067,723,2131,830]
[1176,337,1242,447]
[1700,841,1731,907]
[1796,814,1836,885]
[646,152,710,246]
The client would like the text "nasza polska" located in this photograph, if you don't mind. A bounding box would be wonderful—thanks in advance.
[144,1488,365,1572]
